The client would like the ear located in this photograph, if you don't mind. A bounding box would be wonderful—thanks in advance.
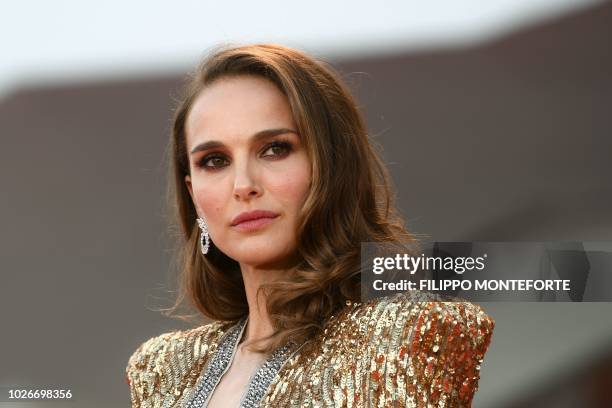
[184,175,201,216]
[185,174,194,199]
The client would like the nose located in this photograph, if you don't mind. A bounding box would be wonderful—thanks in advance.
[232,158,262,201]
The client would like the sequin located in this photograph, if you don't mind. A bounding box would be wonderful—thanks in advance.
[126,292,495,407]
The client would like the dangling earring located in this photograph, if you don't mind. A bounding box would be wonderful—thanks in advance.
[196,217,210,255]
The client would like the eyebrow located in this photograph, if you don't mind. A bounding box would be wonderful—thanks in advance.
[189,128,298,155]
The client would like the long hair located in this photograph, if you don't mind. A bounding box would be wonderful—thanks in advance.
[165,43,415,353]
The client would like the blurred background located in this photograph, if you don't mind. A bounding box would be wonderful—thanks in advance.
[1,0,611,406]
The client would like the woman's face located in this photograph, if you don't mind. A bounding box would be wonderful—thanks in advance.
[184,75,311,268]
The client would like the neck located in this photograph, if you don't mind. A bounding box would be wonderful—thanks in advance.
[239,263,286,346]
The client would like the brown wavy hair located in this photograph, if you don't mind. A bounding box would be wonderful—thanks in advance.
[165,43,415,353]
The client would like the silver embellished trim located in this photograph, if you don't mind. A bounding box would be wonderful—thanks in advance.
[184,318,246,408]
[238,341,296,406]
[184,317,297,408]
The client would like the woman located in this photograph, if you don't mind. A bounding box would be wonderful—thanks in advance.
[126,43,494,407]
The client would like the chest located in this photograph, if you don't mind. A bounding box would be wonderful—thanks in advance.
[206,347,268,408]
[184,314,378,407]
[184,319,300,408]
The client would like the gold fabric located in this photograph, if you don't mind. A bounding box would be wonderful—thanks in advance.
[126,292,495,407]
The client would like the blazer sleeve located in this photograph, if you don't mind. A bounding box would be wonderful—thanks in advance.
[125,332,175,407]
[393,300,495,407]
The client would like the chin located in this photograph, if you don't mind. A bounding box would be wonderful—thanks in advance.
[235,250,291,267]
[226,241,296,269]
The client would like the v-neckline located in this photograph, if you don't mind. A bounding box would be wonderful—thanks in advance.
[184,317,299,408]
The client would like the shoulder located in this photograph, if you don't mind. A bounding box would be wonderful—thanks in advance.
[125,320,233,407]
[340,291,494,341]
[126,320,229,374]
[339,292,495,406]
[372,291,494,336]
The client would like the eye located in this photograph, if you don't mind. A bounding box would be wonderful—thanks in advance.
[196,140,293,171]
[198,154,229,170]
[261,140,293,158]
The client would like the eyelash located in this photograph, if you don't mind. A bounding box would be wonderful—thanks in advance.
[197,140,294,170]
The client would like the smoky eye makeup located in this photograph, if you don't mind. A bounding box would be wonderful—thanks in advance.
[260,138,293,158]
[195,137,295,170]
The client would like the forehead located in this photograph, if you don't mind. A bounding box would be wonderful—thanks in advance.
[185,75,295,146]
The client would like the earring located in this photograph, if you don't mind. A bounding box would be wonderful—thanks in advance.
[196,217,210,255]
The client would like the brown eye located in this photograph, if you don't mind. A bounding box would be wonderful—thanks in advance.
[261,141,292,158]
[199,155,229,170]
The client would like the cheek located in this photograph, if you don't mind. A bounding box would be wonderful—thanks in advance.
[192,181,229,221]
[267,160,311,210]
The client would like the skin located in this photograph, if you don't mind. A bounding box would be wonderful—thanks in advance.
[184,75,312,407]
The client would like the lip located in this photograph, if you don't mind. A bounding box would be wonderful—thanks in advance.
[231,210,279,231]
[232,216,278,232]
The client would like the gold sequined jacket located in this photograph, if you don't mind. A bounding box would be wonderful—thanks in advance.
[126,292,495,407]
